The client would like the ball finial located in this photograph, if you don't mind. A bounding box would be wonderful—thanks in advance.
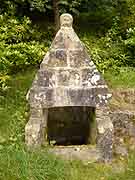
[60,13,73,28]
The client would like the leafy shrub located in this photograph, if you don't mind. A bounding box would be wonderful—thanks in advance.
[125,27,135,66]
[0,13,49,71]
[0,73,10,91]
[0,41,46,73]
[82,34,128,73]
[0,13,49,90]
[0,13,52,44]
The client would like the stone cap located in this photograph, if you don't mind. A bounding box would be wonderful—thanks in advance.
[60,13,73,28]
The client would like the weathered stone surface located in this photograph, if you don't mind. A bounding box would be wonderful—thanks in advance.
[27,13,111,108]
[96,107,114,162]
[110,110,135,156]
[128,137,135,151]
[112,89,135,104]
[115,145,128,157]
[49,145,101,162]
[25,120,44,147]
[25,109,48,147]
[97,129,114,162]
[110,111,135,138]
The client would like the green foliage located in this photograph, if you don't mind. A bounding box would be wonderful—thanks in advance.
[125,27,135,66]
[0,13,50,44]
[0,41,46,73]
[0,13,48,90]
[81,30,128,73]
[0,73,10,91]
[0,69,68,180]
[79,0,135,72]
[0,0,82,17]
[58,0,81,15]
[0,145,67,180]
[0,0,135,88]
[104,67,135,88]
[29,0,51,12]
[0,147,67,180]
[126,27,135,46]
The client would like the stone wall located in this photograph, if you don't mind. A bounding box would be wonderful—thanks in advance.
[112,89,135,104]
[95,107,135,161]
[110,111,135,156]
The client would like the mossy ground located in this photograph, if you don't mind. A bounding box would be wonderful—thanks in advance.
[0,68,135,180]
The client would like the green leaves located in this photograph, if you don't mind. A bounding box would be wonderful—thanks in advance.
[0,73,10,91]
[58,0,80,15]
[58,0,69,6]
[0,14,48,91]
[28,0,50,12]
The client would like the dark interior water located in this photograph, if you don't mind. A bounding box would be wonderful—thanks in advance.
[47,106,95,145]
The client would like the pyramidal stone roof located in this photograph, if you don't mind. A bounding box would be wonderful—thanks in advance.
[27,13,111,108]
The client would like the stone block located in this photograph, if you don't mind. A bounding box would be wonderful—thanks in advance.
[54,87,69,106]
[25,120,44,147]
[37,69,56,87]
[51,31,65,49]
[48,49,67,67]
[81,68,106,87]
[56,69,81,87]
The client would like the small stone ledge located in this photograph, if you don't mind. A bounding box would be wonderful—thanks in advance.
[49,145,101,163]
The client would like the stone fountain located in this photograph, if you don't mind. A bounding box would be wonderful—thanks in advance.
[25,13,113,162]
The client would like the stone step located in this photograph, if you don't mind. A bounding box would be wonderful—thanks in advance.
[49,145,101,162]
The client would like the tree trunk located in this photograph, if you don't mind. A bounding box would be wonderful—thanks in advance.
[53,0,60,32]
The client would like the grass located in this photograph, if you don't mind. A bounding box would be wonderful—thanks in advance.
[0,68,68,180]
[0,67,135,179]
[104,67,135,88]
[68,153,135,180]
[0,147,67,180]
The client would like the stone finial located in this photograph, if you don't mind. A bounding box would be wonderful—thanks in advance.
[60,13,73,28]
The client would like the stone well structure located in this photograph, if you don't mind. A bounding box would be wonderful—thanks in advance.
[25,13,113,161]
